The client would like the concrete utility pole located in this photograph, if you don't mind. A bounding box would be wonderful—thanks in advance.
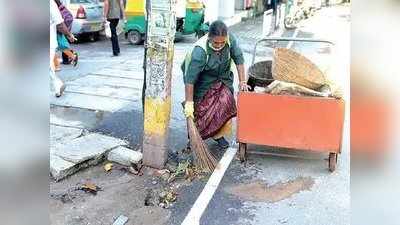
[142,0,176,168]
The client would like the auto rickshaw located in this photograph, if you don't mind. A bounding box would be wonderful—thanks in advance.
[124,0,209,45]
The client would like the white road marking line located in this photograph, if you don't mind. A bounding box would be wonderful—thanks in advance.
[181,147,238,225]
[287,28,299,49]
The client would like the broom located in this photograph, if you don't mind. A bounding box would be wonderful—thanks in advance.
[186,116,218,173]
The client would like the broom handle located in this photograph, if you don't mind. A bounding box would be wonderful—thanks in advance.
[251,37,335,65]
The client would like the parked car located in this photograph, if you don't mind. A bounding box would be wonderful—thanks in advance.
[61,0,105,41]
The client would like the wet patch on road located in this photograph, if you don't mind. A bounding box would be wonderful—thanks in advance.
[225,176,315,203]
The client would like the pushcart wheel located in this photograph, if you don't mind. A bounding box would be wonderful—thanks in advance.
[239,143,247,162]
[328,153,338,172]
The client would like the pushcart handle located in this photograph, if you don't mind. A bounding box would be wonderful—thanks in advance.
[251,37,335,65]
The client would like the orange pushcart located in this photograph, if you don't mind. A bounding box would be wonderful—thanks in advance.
[237,37,345,172]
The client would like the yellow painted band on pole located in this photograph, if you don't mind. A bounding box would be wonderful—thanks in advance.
[144,97,171,135]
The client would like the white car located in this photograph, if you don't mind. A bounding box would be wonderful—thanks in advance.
[62,0,105,41]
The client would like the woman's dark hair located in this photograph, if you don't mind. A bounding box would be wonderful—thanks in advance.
[208,20,228,38]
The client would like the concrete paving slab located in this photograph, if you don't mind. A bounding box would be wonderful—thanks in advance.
[50,113,85,129]
[115,63,144,71]
[71,75,143,90]
[50,92,137,112]
[66,84,141,101]
[50,151,111,181]
[53,133,127,164]
[50,154,77,181]
[50,125,83,146]
[107,146,143,166]
[91,68,144,80]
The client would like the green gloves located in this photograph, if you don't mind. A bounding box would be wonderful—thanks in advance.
[184,101,194,118]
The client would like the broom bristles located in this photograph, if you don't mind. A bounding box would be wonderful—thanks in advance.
[187,118,218,173]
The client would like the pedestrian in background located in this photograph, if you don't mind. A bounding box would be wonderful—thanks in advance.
[50,0,75,97]
[103,0,126,56]
[54,0,78,67]
[263,0,281,33]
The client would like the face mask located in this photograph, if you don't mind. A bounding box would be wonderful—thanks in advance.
[208,42,225,51]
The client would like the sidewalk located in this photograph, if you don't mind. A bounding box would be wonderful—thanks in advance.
[50,44,146,180]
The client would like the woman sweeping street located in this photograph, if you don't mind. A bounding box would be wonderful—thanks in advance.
[182,20,249,149]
